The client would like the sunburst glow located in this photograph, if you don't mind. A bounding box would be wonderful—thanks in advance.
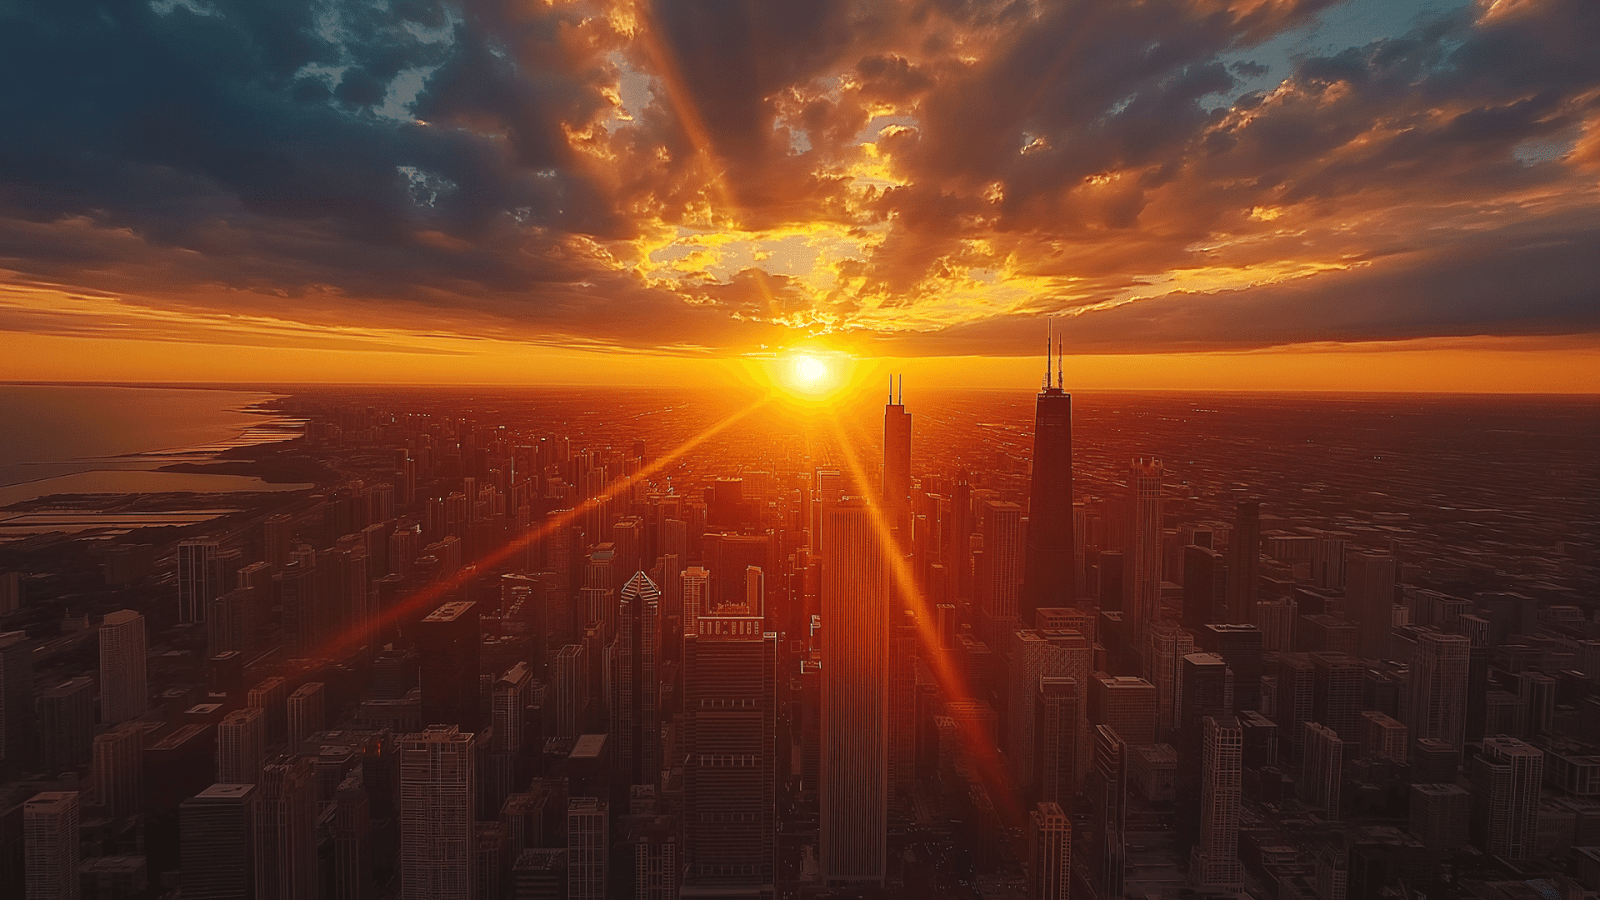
[793,355,828,384]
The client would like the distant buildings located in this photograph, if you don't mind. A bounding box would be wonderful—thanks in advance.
[98,610,147,725]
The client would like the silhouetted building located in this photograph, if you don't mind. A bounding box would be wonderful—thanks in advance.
[613,572,661,786]
[36,677,93,772]
[1028,801,1070,900]
[181,783,257,900]
[1225,501,1261,623]
[400,726,476,900]
[819,499,888,885]
[98,611,147,724]
[1125,459,1164,636]
[1191,717,1243,889]
[24,792,79,900]
[255,755,316,900]
[1022,328,1076,619]
[420,601,481,732]
[1471,736,1543,860]
[0,632,37,771]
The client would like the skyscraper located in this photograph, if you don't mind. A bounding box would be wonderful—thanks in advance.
[682,614,777,896]
[977,500,1024,648]
[399,726,476,900]
[1022,324,1075,621]
[613,571,661,786]
[1028,801,1071,900]
[1408,630,1470,751]
[1035,677,1080,809]
[178,539,223,624]
[1125,459,1164,637]
[1470,736,1543,860]
[566,797,608,900]
[286,682,325,748]
[820,499,889,884]
[98,610,148,724]
[419,601,481,732]
[24,791,80,900]
[91,721,147,820]
[1,630,36,770]
[682,566,710,622]
[181,783,257,900]
[1089,675,1157,747]
[1224,501,1260,623]
[1301,722,1344,820]
[255,755,317,900]
[1088,725,1128,900]
[37,677,93,772]
[1346,551,1397,658]
[217,707,266,785]
[1190,717,1243,889]
[882,376,912,542]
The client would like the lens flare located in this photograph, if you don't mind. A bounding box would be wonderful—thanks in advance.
[793,355,827,384]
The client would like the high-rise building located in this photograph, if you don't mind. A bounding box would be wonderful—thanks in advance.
[1198,623,1264,713]
[98,610,148,724]
[1022,327,1075,620]
[255,755,317,900]
[1345,551,1396,659]
[682,566,710,623]
[682,614,777,896]
[24,791,80,900]
[178,539,223,624]
[1470,736,1543,860]
[286,682,326,747]
[1310,652,1364,743]
[613,571,661,786]
[206,587,252,657]
[1409,783,1470,850]
[400,726,476,900]
[91,721,147,820]
[1035,677,1079,809]
[566,798,608,900]
[819,499,889,885]
[1088,725,1128,899]
[217,707,266,785]
[1009,630,1072,789]
[36,677,93,772]
[1125,459,1164,637]
[1407,630,1469,751]
[1,631,36,770]
[1254,598,1295,652]
[1359,711,1407,763]
[1028,801,1071,900]
[1178,653,1232,795]
[1145,621,1194,736]
[1224,501,1260,623]
[977,500,1024,647]
[1301,722,1344,820]
[1190,717,1243,889]
[1089,675,1157,747]
[1182,545,1228,630]
[181,783,257,900]
[550,645,587,740]
[420,601,481,732]
[882,376,912,541]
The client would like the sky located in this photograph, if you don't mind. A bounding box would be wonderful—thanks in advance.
[1,0,1597,392]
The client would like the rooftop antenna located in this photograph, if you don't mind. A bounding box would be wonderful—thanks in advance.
[897,374,903,406]
[1044,317,1053,391]
[888,375,894,405]
[1057,335,1064,390]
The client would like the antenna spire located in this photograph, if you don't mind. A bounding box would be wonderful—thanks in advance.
[1057,336,1063,390]
[888,376,894,405]
[897,374,903,405]
[1045,317,1053,390]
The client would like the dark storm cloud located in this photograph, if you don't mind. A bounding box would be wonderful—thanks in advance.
[0,0,1597,356]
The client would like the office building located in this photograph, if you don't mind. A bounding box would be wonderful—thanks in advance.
[37,677,93,772]
[1302,722,1344,820]
[819,499,889,884]
[567,798,608,900]
[1,631,36,770]
[286,682,326,748]
[1035,677,1079,809]
[1182,545,1228,630]
[1028,801,1070,900]
[1310,652,1364,743]
[1360,711,1407,763]
[1190,717,1243,889]
[1470,736,1543,860]
[1145,621,1194,736]
[1089,675,1157,747]
[98,611,148,724]
[1409,784,1469,851]
[682,567,710,623]
[613,571,661,786]
[24,791,79,900]
[178,539,223,624]
[682,615,777,896]
[1345,551,1396,658]
[255,755,317,900]
[181,783,257,900]
[1225,501,1261,623]
[1022,327,1076,619]
[217,707,266,784]
[1408,630,1469,751]
[91,721,147,820]
[1125,459,1164,636]
[420,601,481,732]
[1088,725,1127,900]
[400,726,476,900]
[1009,629,1086,790]
[977,500,1023,647]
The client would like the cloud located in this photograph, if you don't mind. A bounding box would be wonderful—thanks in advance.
[0,0,1596,361]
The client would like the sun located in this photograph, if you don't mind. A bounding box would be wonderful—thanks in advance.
[793,355,828,385]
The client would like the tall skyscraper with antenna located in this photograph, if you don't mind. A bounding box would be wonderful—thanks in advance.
[882,376,912,544]
[1023,320,1076,623]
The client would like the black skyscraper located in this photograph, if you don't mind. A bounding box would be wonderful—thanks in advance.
[420,601,481,732]
[1022,322,1075,623]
